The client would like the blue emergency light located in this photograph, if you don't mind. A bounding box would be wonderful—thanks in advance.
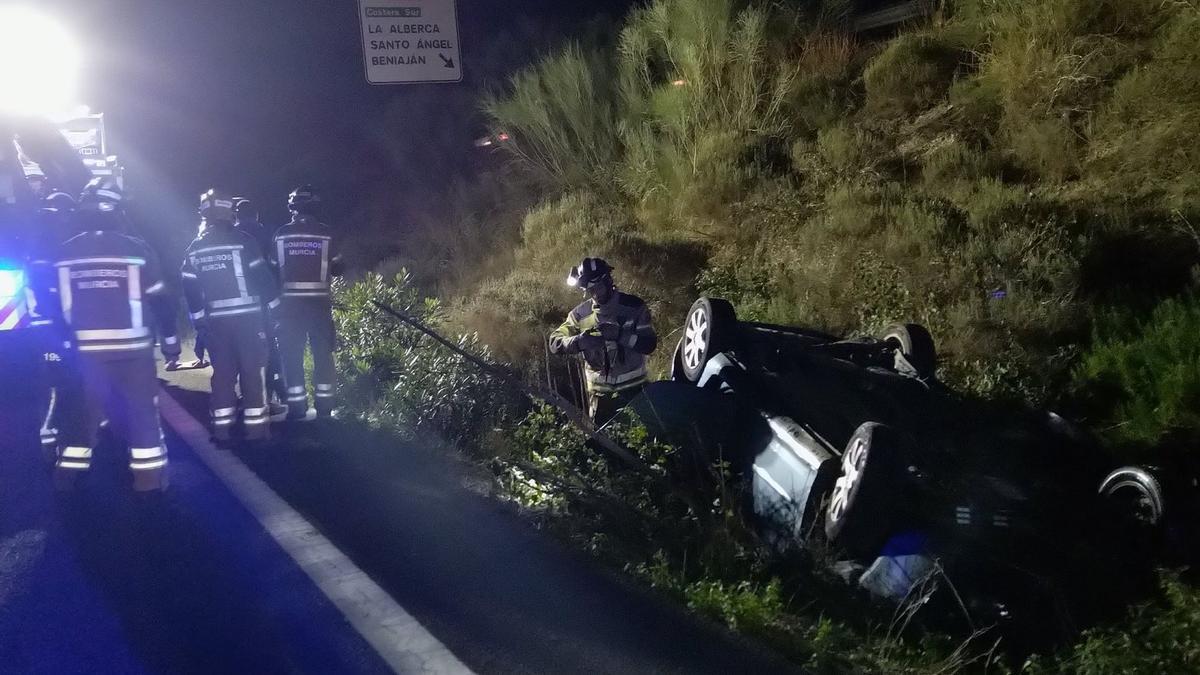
[0,267,24,299]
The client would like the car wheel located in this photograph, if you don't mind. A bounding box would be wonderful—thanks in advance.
[825,422,903,557]
[1099,466,1166,527]
[882,323,937,379]
[680,297,738,382]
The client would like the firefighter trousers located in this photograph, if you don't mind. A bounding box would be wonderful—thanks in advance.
[39,350,74,464]
[206,315,269,441]
[57,353,168,492]
[279,297,336,419]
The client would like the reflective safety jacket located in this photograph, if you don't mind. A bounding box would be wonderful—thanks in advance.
[181,225,279,322]
[50,230,176,358]
[271,215,341,299]
[549,291,657,394]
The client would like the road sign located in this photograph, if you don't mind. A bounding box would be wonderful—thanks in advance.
[358,0,462,84]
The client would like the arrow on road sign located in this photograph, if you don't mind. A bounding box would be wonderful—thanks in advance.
[439,53,455,69]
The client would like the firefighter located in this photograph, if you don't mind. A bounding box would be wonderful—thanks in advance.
[27,191,77,463]
[272,185,341,421]
[235,198,286,417]
[181,189,280,443]
[48,177,179,492]
[549,257,657,424]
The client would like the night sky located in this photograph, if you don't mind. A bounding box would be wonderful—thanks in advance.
[36,0,637,252]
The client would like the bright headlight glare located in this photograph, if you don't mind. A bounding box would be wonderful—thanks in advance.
[0,269,25,298]
[0,8,81,118]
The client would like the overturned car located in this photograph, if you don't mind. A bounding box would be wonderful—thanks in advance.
[629,297,1185,639]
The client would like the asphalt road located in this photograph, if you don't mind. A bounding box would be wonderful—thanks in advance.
[0,363,797,674]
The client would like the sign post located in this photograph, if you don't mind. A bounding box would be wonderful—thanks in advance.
[358,0,462,84]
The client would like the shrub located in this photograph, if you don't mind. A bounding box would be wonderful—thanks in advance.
[1029,573,1200,674]
[685,578,785,634]
[1086,8,1200,211]
[787,32,862,133]
[333,272,518,445]
[863,32,963,118]
[484,44,623,192]
[1072,294,1200,448]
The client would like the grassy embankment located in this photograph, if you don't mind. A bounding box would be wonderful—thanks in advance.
[335,0,1200,671]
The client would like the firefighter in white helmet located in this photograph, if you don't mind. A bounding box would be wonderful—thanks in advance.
[549,257,657,424]
[181,189,280,443]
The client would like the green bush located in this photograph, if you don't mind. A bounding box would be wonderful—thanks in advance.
[685,578,785,634]
[1029,573,1200,674]
[483,44,623,192]
[1072,294,1200,448]
[1086,8,1200,210]
[333,272,517,445]
[863,32,963,118]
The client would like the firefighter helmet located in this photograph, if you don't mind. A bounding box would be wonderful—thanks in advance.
[78,177,124,213]
[287,185,320,215]
[567,257,614,288]
[199,188,235,223]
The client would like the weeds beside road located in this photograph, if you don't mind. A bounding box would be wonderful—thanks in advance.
[331,273,1198,673]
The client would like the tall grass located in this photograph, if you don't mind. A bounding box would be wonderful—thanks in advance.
[467,0,1200,405]
[483,45,623,192]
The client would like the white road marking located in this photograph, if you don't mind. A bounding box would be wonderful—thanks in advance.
[158,391,473,675]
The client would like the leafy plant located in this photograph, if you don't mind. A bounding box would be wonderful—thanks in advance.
[333,271,517,445]
[1073,294,1200,448]
[1028,573,1200,674]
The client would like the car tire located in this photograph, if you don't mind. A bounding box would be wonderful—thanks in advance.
[882,323,937,380]
[679,297,738,382]
[1099,466,1166,527]
[825,422,903,557]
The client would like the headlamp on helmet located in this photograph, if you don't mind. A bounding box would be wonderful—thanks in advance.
[288,185,321,215]
[567,257,613,288]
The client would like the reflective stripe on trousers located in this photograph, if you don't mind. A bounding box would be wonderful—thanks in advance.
[585,367,648,395]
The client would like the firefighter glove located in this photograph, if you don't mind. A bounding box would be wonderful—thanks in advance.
[598,323,622,342]
[573,333,606,352]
